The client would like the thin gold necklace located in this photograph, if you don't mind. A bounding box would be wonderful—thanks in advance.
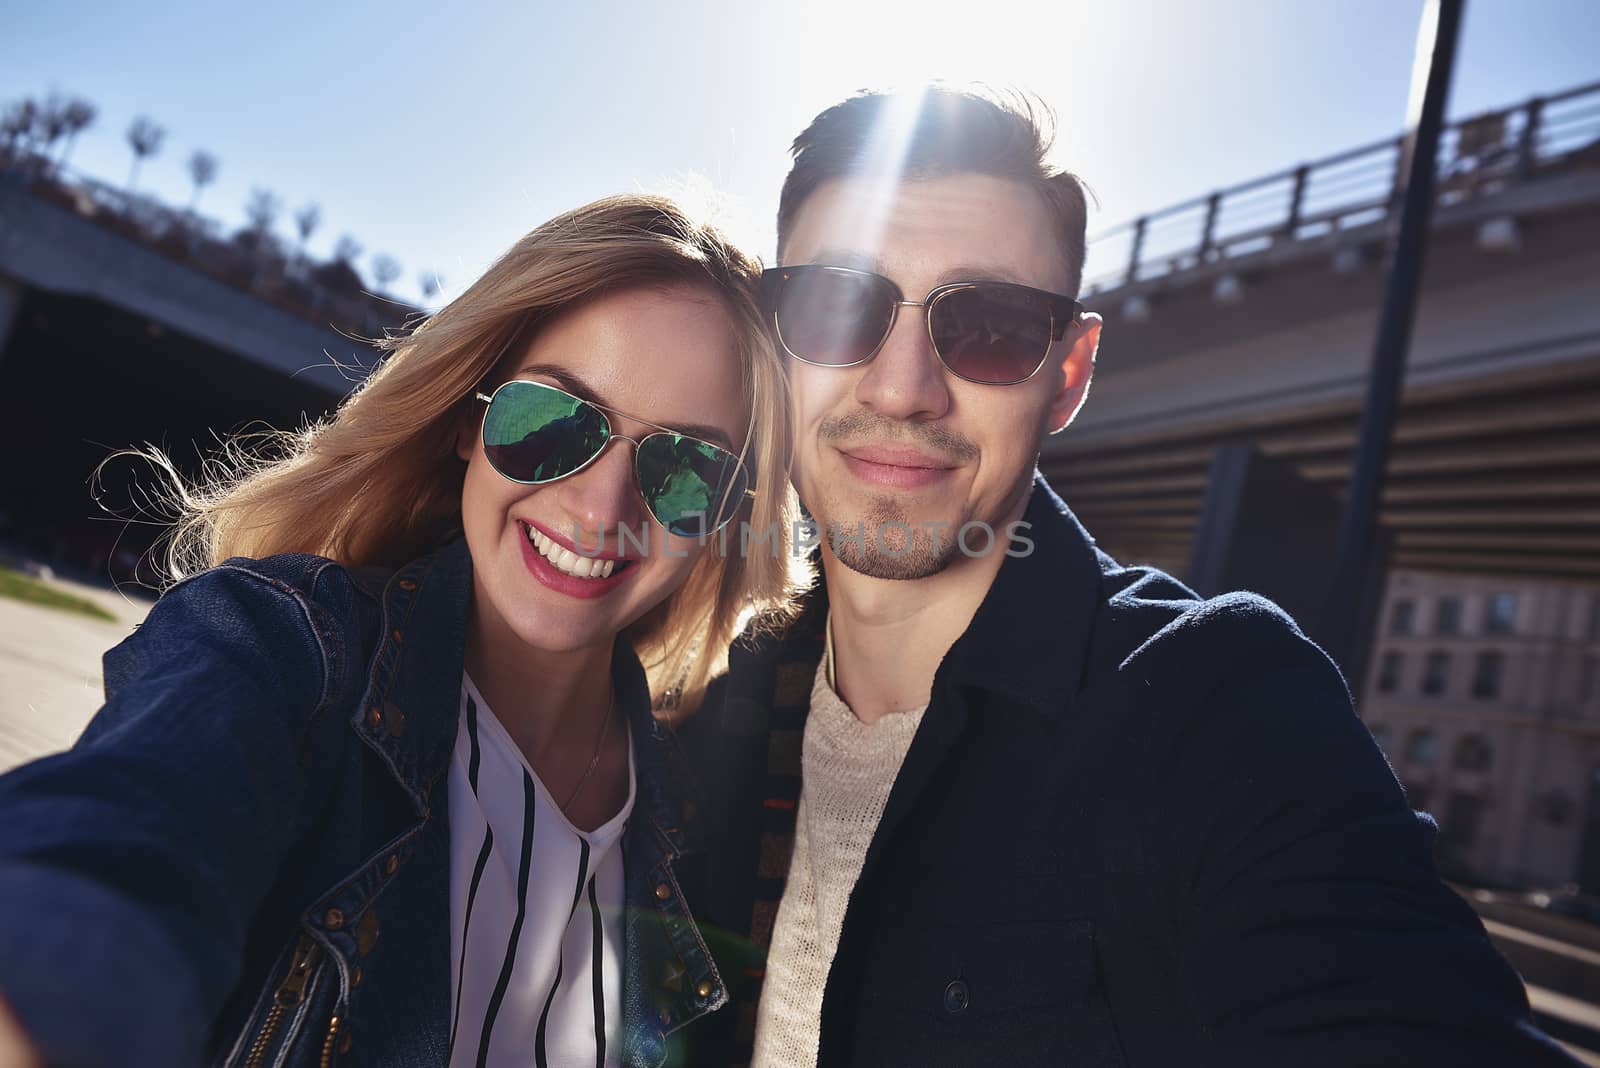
[560,687,614,814]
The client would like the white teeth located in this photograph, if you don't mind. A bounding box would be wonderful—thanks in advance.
[523,525,623,580]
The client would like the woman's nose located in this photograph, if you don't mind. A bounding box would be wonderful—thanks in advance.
[550,437,645,552]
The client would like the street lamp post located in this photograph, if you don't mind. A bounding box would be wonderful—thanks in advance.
[1320,0,1468,672]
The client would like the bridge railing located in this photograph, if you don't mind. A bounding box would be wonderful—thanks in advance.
[1083,79,1600,295]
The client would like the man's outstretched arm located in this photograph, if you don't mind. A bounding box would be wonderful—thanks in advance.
[1161,660,1579,1066]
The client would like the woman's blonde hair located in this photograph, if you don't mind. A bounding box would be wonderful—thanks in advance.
[152,193,804,712]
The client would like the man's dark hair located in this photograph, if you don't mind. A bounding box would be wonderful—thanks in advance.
[777,86,1092,297]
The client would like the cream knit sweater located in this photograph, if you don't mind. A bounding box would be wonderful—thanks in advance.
[749,655,927,1068]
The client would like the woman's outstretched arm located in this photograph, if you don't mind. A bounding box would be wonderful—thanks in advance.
[0,562,341,1067]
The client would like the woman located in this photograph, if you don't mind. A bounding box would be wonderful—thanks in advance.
[0,194,801,1067]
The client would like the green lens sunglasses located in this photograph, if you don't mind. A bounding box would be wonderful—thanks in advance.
[474,379,753,538]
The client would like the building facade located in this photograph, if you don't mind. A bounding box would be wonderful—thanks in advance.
[1362,571,1600,889]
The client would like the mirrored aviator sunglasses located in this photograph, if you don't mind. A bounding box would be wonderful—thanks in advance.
[474,380,752,538]
[761,264,1083,386]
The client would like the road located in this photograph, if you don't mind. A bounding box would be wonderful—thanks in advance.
[0,571,148,774]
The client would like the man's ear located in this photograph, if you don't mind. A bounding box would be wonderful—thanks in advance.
[1045,312,1101,435]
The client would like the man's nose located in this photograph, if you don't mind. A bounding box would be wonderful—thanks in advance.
[851,303,952,421]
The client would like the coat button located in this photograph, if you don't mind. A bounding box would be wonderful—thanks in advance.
[352,964,363,987]
[654,882,672,901]
[366,706,382,728]
[695,980,714,999]
[943,979,970,1015]
[398,578,417,591]
[323,907,346,931]
[384,853,399,876]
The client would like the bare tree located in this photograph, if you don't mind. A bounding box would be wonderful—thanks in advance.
[187,150,218,211]
[371,254,402,293]
[293,203,321,260]
[239,189,285,291]
[125,116,165,191]
[0,99,39,162]
[56,96,95,170]
[333,235,363,264]
[244,188,282,240]
[419,272,444,300]
[35,95,70,164]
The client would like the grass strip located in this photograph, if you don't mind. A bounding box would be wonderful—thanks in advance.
[0,567,118,622]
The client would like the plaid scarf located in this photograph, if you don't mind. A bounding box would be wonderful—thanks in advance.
[728,590,828,1065]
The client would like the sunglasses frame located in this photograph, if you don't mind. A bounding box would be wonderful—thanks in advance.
[761,264,1086,386]
[472,379,755,535]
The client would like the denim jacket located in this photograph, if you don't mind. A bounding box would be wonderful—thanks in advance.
[0,537,725,1067]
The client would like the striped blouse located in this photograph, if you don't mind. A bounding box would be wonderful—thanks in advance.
[446,674,633,1068]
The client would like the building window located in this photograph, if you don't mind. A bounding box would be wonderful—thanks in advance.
[1422,651,1451,696]
[1539,790,1573,827]
[1471,651,1504,699]
[1389,600,1415,636]
[1435,597,1462,636]
[1455,733,1493,772]
[1405,728,1438,764]
[1485,593,1517,635]
[1377,651,1405,694]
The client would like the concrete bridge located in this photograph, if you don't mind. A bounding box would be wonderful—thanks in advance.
[1044,80,1600,586]
[0,168,400,571]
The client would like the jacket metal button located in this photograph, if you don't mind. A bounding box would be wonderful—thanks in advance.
[654,882,672,901]
[323,907,345,931]
[352,964,363,987]
[943,979,970,1015]
[384,853,399,876]
[366,706,382,728]
[398,578,417,591]
[695,980,714,999]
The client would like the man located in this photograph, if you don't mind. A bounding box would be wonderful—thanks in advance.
[674,88,1576,1067]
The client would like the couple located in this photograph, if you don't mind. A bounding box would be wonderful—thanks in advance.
[0,88,1577,1067]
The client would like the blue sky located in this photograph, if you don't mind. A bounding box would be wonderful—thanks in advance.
[4,0,1597,306]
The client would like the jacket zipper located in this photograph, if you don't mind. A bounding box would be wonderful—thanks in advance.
[244,933,320,1068]
[320,1014,341,1068]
